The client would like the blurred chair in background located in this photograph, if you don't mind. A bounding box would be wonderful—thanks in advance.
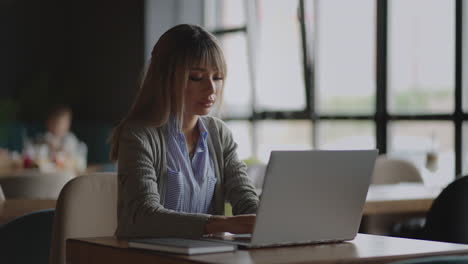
[0,184,5,200]
[247,155,424,190]
[421,175,468,244]
[372,155,423,185]
[363,155,424,235]
[247,163,267,190]
[49,172,117,264]
[0,208,55,264]
[0,170,74,199]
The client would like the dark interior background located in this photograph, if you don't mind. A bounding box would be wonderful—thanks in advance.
[0,0,145,163]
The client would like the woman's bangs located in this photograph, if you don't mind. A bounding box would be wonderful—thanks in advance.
[189,43,226,76]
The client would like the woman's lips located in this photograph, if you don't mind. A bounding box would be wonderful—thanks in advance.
[200,95,216,108]
[200,101,214,107]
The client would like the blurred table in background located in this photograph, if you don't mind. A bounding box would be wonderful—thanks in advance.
[361,183,443,235]
[0,199,56,225]
[0,169,75,199]
[364,183,442,216]
[85,163,117,174]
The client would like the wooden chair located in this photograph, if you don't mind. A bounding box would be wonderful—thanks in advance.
[364,155,424,235]
[247,163,267,189]
[49,172,117,264]
[0,184,5,200]
[372,155,423,185]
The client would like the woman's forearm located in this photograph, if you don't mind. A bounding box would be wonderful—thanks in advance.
[204,214,256,234]
[204,215,229,234]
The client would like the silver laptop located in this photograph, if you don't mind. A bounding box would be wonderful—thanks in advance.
[206,149,378,248]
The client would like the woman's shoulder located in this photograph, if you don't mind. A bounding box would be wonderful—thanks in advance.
[200,116,234,145]
[200,115,229,131]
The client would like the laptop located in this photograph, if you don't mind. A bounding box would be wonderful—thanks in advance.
[205,149,378,248]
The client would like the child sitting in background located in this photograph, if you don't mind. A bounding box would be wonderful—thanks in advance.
[42,105,78,155]
[33,105,87,172]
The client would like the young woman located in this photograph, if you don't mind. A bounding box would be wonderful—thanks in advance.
[110,24,259,238]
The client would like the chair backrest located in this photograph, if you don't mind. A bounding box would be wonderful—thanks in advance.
[372,155,423,185]
[422,175,468,244]
[0,209,55,264]
[247,163,267,189]
[0,170,75,199]
[0,184,5,200]
[49,172,117,264]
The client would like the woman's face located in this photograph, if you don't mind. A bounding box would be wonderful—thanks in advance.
[184,66,223,116]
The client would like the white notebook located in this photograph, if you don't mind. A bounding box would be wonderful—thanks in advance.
[128,238,237,255]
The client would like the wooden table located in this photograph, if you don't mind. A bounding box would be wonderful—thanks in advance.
[363,183,441,216]
[0,184,439,225]
[67,234,468,264]
[0,199,56,225]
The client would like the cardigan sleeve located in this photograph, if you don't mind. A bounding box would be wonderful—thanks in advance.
[216,120,260,215]
[115,124,210,238]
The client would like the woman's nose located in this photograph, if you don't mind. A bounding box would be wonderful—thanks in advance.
[205,79,216,94]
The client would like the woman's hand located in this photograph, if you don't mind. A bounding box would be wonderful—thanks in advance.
[204,214,256,235]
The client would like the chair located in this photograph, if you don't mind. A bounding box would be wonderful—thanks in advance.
[421,175,468,244]
[372,155,423,185]
[363,155,424,235]
[49,172,117,264]
[0,208,55,264]
[0,184,5,200]
[247,163,267,189]
[0,170,75,199]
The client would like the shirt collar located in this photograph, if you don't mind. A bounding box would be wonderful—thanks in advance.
[167,116,209,147]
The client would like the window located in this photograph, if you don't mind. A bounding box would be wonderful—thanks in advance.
[256,120,312,162]
[219,33,252,117]
[388,0,455,114]
[315,0,376,115]
[389,121,455,185]
[209,0,463,183]
[318,121,375,150]
[255,0,306,111]
[225,120,253,160]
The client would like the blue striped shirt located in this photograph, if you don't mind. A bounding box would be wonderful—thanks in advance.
[163,117,217,214]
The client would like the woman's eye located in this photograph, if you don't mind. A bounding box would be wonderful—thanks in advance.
[213,76,224,81]
[189,76,203,81]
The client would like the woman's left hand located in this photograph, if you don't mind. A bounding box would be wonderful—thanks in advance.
[204,214,256,234]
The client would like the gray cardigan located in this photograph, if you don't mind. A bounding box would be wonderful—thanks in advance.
[115,116,259,238]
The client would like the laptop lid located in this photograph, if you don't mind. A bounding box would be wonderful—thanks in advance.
[250,150,378,246]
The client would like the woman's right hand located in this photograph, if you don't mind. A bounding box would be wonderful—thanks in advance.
[204,214,256,235]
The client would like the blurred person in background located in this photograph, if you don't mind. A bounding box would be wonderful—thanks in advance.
[33,105,87,172]
[42,105,77,154]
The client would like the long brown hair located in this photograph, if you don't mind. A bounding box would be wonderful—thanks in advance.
[109,24,227,161]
